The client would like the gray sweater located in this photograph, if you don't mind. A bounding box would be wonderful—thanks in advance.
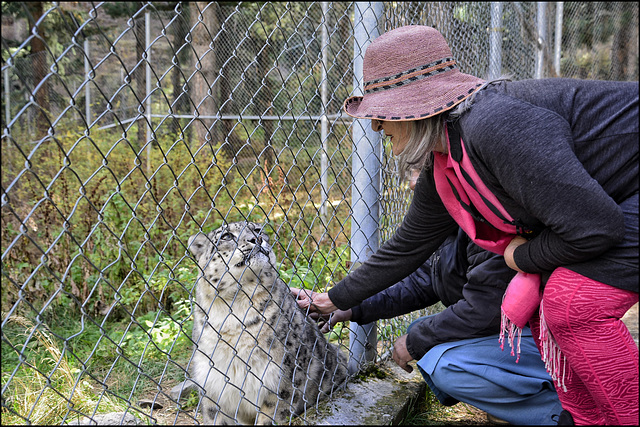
[329,78,638,310]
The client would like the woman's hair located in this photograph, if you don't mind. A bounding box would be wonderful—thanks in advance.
[396,75,512,179]
[395,117,443,179]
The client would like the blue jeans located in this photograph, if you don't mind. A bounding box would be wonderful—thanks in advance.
[407,319,563,425]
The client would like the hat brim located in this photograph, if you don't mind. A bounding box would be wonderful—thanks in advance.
[344,69,485,121]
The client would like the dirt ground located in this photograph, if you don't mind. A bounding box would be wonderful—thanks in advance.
[415,401,494,425]
[132,393,198,425]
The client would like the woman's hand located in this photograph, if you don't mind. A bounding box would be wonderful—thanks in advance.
[392,335,414,373]
[316,309,352,333]
[504,236,527,272]
[305,309,353,333]
[290,288,338,314]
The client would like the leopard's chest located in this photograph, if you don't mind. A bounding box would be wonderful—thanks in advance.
[193,278,285,354]
[192,292,283,396]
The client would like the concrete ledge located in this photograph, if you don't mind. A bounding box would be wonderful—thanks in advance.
[296,360,426,425]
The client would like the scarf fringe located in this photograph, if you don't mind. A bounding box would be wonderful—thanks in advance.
[499,306,523,363]
[539,299,569,392]
[500,299,570,392]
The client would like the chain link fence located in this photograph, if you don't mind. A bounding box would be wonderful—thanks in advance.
[2,1,638,425]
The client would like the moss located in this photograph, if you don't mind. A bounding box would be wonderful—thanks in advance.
[354,363,389,381]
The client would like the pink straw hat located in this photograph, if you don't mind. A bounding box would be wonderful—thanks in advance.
[343,25,486,121]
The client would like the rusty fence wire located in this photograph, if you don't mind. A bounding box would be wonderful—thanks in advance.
[2,1,638,425]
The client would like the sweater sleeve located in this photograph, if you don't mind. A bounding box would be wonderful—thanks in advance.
[328,168,458,310]
[461,94,625,273]
[350,260,439,324]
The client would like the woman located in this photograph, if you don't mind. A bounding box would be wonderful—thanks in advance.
[294,26,638,425]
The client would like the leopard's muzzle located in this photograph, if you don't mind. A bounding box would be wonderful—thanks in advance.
[235,236,272,268]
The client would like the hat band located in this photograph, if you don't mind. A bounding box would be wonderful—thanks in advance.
[363,57,456,94]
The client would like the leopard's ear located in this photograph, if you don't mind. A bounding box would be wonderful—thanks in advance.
[188,232,212,258]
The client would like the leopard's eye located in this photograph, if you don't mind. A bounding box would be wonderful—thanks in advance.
[219,232,234,241]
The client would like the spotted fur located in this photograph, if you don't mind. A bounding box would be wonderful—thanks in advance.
[188,221,348,425]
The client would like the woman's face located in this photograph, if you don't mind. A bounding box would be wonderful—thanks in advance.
[372,120,411,155]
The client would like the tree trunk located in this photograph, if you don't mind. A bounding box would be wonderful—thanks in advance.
[256,43,275,168]
[134,5,146,153]
[612,3,638,81]
[170,3,191,138]
[216,5,245,158]
[27,1,49,138]
[190,2,219,146]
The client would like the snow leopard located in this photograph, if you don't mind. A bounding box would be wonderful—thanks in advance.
[187,221,348,425]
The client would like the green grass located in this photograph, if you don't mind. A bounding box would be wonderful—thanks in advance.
[401,387,447,425]
[1,315,129,425]
[1,297,195,425]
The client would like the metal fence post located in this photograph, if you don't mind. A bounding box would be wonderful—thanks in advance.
[554,2,564,76]
[84,38,91,126]
[3,67,9,126]
[489,2,503,79]
[145,9,152,173]
[320,1,329,219]
[536,2,547,79]
[348,1,383,375]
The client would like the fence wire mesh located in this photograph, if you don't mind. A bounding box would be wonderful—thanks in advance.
[2,1,638,425]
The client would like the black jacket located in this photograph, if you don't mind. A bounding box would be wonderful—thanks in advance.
[350,228,517,360]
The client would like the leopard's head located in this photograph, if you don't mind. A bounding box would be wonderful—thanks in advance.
[188,221,275,285]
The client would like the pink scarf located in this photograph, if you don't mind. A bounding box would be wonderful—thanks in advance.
[433,124,542,363]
